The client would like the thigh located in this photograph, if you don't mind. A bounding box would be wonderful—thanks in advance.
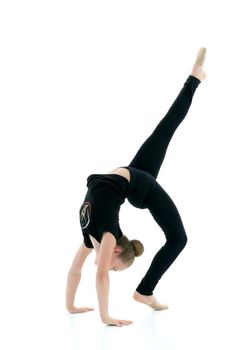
[144,181,186,241]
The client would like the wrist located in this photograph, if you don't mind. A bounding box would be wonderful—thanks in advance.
[100,313,109,322]
[66,302,74,310]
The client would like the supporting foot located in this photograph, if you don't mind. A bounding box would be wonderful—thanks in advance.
[133,291,169,311]
[191,47,207,81]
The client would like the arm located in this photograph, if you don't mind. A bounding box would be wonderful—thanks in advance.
[65,242,94,312]
[96,232,133,326]
[96,232,115,321]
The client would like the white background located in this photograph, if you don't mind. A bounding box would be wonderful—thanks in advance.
[1,1,233,349]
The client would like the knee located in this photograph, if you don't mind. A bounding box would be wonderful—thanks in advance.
[179,233,188,249]
[168,231,188,250]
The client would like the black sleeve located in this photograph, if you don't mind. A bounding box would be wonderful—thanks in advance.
[83,234,94,249]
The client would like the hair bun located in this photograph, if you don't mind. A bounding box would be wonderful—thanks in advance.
[130,239,144,257]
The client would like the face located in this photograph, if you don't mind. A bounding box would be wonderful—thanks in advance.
[109,247,128,272]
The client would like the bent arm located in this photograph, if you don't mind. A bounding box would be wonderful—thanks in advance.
[96,272,110,321]
[95,232,116,322]
[66,242,93,310]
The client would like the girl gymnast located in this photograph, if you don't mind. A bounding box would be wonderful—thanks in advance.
[66,47,207,326]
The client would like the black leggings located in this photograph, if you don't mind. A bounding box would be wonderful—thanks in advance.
[128,75,201,295]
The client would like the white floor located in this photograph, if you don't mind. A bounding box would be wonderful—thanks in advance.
[3,286,232,350]
[2,243,232,350]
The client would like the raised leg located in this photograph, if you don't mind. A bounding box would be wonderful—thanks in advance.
[128,47,206,178]
[128,75,201,178]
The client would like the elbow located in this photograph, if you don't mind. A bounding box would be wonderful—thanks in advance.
[68,269,82,276]
[96,270,109,282]
[96,274,109,292]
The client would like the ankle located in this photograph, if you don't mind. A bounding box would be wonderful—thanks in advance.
[191,64,206,81]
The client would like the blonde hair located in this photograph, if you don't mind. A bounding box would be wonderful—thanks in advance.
[116,235,144,267]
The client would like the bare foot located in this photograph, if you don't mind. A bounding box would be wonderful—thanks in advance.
[133,291,169,311]
[191,47,207,81]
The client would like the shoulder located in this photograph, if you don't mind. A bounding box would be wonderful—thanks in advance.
[101,231,117,246]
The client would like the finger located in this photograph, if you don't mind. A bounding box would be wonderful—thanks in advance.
[83,308,95,312]
[108,323,122,327]
[77,307,94,313]
[119,320,133,325]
